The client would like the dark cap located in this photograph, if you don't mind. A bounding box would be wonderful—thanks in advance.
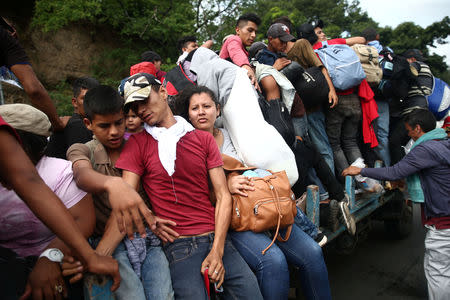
[403,49,426,61]
[297,23,314,37]
[267,23,295,42]
[296,23,318,45]
[311,19,324,29]
[248,41,267,60]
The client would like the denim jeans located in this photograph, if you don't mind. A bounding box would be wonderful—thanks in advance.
[374,99,391,166]
[163,234,262,300]
[295,207,318,238]
[326,93,362,177]
[89,238,173,300]
[305,110,335,200]
[230,225,331,300]
[306,110,334,171]
[292,115,309,139]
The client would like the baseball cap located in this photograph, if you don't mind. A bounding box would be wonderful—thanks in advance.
[310,19,324,29]
[0,103,51,137]
[297,23,315,39]
[403,49,426,61]
[123,73,161,107]
[267,23,295,42]
[248,41,267,60]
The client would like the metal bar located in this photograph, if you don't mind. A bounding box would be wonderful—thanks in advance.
[306,185,320,227]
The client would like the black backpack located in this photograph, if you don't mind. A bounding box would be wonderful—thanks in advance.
[378,48,418,100]
[280,62,329,109]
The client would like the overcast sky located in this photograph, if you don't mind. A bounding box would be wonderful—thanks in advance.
[357,0,450,65]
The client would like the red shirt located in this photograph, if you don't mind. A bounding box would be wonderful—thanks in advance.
[115,129,223,235]
[312,38,347,50]
[0,115,20,141]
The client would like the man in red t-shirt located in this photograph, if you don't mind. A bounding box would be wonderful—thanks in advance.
[115,73,262,299]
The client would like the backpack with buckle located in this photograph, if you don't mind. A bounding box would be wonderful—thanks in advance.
[314,40,366,90]
[351,44,383,87]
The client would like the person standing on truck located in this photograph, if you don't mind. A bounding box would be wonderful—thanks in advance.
[342,108,450,300]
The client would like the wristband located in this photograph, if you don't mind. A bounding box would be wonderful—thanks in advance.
[39,248,64,263]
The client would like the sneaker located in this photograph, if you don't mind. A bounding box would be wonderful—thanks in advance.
[314,232,328,247]
[328,200,340,232]
[339,200,356,235]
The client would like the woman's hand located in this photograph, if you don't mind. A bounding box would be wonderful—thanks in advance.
[20,257,67,300]
[228,175,255,197]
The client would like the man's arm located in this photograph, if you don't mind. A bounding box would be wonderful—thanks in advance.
[122,170,179,242]
[201,40,214,49]
[345,36,366,46]
[342,144,440,180]
[320,67,338,108]
[201,166,232,288]
[70,157,151,239]
[0,129,120,291]
[10,64,65,131]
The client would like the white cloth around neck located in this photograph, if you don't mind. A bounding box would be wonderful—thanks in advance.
[144,116,194,176]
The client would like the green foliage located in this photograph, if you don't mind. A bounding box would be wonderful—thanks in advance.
[33,0,196,60]
[32,0,449,81]
[379,17,450,78]
[48,81,74,116]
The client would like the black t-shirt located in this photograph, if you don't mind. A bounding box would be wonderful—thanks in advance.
[0,27,29,68]
[46,113,93,159]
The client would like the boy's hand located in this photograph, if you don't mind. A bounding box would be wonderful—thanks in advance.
[105,177,154,239]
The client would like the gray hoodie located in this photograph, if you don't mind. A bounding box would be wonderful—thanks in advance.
[190,47,237,106]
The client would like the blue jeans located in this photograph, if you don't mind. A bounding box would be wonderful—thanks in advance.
[89,238,173,300]
[307,110,334,171]
[163,234,262,300]
[306,111,334,200]
[295,207,318,238]
[230,225,331,300]
[374,99,391,166]
[292,115,309,138]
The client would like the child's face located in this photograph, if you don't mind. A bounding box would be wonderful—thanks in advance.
[126,110,143,133]
[84,111,125,149]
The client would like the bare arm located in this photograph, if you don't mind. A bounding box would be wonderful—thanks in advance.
[24,194,96,298]
[201,166,232,288]
[201,40,214,49]
[320,67,338,108]
[71,158,153,239]
[345,36,366,46]
[0,129,120,290]
[10,64,65,131]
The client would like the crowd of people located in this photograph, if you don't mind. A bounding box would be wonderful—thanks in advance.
[0,11,449,300]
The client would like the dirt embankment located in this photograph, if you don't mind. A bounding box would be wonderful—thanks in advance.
[4,23,121,104]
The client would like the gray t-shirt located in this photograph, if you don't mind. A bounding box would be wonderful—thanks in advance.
[219,128,241,162]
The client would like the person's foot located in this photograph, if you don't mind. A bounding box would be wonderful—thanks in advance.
[328,200,340,232]
[314,232,327,247]
[339,196,356,235]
